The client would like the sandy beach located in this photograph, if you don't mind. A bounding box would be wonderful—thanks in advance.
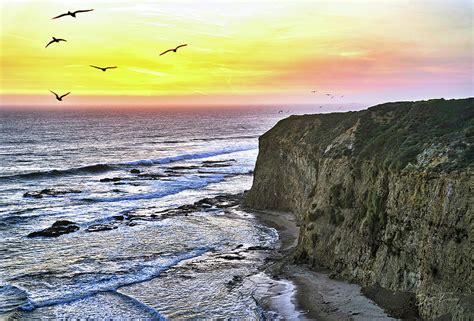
[250,208,402,320]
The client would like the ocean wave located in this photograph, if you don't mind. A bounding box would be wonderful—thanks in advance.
[158,135,258,144]
[123,144,256,166]
[192,135,259,142]
[0,145,257,181]
[18,248,209,312]
[0,284,29,314]
[0,164,113,181]
[84,174,227,203]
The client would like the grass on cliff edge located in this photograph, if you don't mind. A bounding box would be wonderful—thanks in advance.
[267,98,473,172]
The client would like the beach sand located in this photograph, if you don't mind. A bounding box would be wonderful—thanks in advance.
[251,208,402,321]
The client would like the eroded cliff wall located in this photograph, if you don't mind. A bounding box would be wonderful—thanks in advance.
[246,98,473,319]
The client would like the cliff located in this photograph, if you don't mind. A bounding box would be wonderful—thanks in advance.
[245,98,473,320]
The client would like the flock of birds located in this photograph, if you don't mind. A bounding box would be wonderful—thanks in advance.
[46,8,187,101]
[46,8,346,107]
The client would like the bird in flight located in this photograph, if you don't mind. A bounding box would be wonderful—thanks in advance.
[311,90,317,93]
[90,65,117,72]
[160,44,188,56]
[45,37,67,48]
[49,90,70,101]
[52,9,94,19]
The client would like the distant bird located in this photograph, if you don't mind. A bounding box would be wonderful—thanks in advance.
[311,90,317,93]
[45,37,66,48]
[49,90,70,101]
[90,65,117,72]
[326,94,332,97]
[160,44,188,56]
[52,9,94,19]
[278,110,283,114]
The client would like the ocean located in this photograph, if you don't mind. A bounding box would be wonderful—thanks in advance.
[0,106,329,319]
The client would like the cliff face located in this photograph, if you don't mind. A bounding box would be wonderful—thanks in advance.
[245,98,473,320]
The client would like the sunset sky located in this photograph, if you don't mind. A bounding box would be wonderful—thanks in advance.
[0,0,472,107]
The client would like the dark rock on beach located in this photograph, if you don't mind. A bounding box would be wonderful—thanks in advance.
[100,177,122,182]
[23,188,81,198]
[201,159,235,168]
[130,169,140,174]
[27,220,80,238]
[86,224,118,232]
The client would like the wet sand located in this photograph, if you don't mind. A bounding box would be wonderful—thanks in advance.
[251,208,398,321]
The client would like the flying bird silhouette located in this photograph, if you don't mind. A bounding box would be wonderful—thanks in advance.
[45,37,66,48]
[311,90,317,93]
[52,9,94,19]
[160,44,188,56]
[90,65,117,72]
[49,90,70,101]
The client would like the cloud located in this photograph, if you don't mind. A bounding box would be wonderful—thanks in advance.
[126,67,170,77]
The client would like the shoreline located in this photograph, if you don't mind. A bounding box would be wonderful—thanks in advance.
[2,192,413,319]
[249,207,399,320]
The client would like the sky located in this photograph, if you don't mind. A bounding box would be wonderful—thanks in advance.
[0,0,472,108]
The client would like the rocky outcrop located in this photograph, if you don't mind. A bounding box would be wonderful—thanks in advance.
[245,98,473,320]
[23,188,81,198]
[27,220,80,237]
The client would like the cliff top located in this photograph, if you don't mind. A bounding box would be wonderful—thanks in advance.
[263,98,473,172]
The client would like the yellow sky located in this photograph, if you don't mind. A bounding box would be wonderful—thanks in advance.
[0,0,472,106]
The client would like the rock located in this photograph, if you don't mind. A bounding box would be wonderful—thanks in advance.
[246,245,271,251]
[27,220,80,237]
[226,275,243,289]
[218,254,245,261]
[168,165,200,170]
[113,215,124,221]
[245,98,473,320]
[137,173,166,179]
[202,159,236,164]
[23,192,43,198]
[201,163,232,168]
[86,224,118,232]
[100,177,121,182]
[130,169,140,174]
[23,188,81,198]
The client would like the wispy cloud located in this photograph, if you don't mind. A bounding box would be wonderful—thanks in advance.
[126,67,170,77]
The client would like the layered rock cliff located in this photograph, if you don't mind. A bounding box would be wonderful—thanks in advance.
[245,98,473,320]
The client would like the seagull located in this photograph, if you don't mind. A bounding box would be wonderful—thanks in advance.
[52,9,94,19]
[90,65,117,72]
[49,90,70,101]
[45,37,66,48]
[160,44,188,56]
